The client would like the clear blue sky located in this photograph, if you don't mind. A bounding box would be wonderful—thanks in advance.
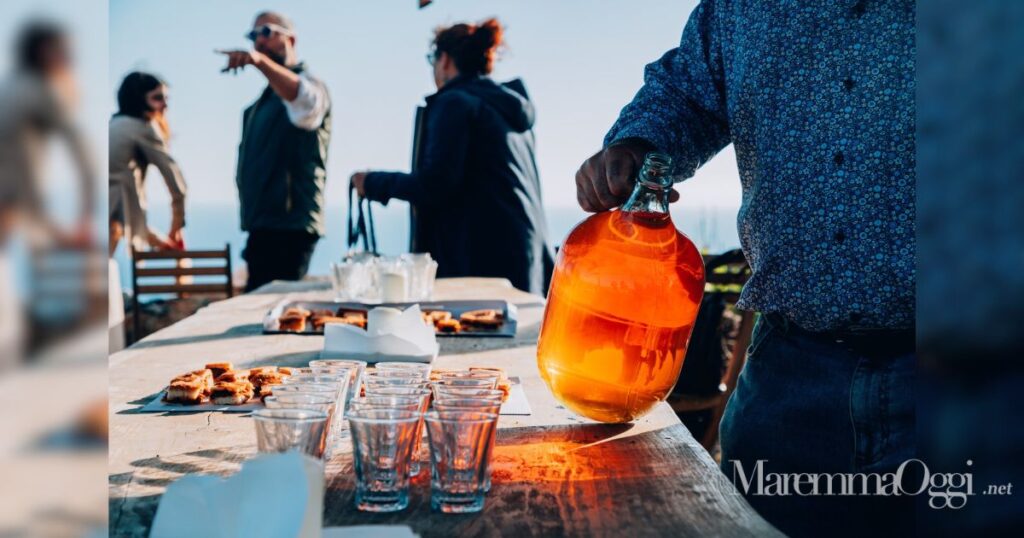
[109,0,742,218]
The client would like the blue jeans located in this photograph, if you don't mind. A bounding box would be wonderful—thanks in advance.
[720,314,916,537]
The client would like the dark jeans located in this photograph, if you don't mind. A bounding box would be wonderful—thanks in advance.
[720,314,916,538]
[242,229,319,292]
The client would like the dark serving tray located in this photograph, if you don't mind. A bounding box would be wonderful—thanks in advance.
[262,299,517,338]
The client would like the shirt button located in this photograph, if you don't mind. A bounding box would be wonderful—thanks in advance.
[843,78,855,91]
[851,1,866,17]
[834,231,846,243]
[833,151,845,165]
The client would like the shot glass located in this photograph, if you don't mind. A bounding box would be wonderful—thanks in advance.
[347,409,422,512]
[263,393,334,449]
[434,376,497,390]
[284,373,351,409]
[352,388,432,477]
[431,398,501,491]
[364,375,429,394]
[253,408,330,460]
[432,387,504,403]
[271,382,346,451]
[425,411,499,513]
[348,395,423,473]
[365,369,423,380]
[263,393,335,412]
[432,398,501,414]
[440,371,501,389]
[348,396,423,413]
[374,362,432,382]
[309,360,366,409]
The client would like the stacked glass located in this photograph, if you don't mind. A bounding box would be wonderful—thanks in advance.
[309,359,366,412]
[280,374,350,457]
[362,366,432,476]
[347,408,422,512]
[252,408,330,460]
[424,410,500,513]
[430,381,504,494]
[329,255,438,302]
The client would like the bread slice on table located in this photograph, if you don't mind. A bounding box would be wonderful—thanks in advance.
[165,379,207,405]
[171,369,214,396]
[249,369,287,396]
[278,314,307,332]
[204,362,233,379]
[211,380,255,405]
[215,370,249,383]
[436,318,462,333]
[459,309,503,327]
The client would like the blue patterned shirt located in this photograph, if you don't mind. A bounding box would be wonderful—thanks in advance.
[606,0,914,331]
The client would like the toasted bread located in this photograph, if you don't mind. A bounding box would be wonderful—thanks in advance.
[204,362,233,379]
[436,318,462,333]
[459,309,503,327]
[278,315,306,332]
[210,381,254,405]
[165,379,206,405]
[249,369,287,396]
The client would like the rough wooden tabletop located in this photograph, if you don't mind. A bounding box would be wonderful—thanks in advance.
[109,278,780,537]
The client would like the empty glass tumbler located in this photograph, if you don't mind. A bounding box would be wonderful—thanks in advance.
[253,408,330,460]
[425,410,499,513]
[347,409,422,512]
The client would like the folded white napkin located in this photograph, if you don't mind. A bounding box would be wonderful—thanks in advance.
[150,452,324,538]
[322,305,439,363]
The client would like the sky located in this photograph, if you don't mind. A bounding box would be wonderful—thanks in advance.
[108,0,743,223]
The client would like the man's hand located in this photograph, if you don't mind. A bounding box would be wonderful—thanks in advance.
[351,171,368,197]
[146,230,176,251]
[216,49,264,74]
[575,139,678,212]
[168,223,184,250]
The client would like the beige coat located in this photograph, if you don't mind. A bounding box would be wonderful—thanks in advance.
[108,115,186,251]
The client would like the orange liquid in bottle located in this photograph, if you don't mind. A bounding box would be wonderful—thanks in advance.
[537,209,704,423]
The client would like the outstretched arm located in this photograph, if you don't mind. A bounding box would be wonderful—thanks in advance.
[217,49,300,101]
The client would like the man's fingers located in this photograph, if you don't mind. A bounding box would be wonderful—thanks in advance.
[604,148,642,201]
[588,156,620,210]
[575,165,599,213]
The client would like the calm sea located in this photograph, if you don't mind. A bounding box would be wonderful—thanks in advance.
[112,202,740,291]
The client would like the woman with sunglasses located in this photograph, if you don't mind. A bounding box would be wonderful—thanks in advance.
[109,71,187,254]
[351,18,554,295]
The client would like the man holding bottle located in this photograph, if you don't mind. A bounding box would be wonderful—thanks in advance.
[575,2,915,537]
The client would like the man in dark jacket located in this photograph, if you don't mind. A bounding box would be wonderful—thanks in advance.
[352,47,554,295]
[219,11,330,292]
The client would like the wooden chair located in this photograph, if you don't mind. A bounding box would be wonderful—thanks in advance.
[129,245,234,343]
[669,249,755,450]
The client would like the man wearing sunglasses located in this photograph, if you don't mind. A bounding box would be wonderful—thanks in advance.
[217,11,331,292]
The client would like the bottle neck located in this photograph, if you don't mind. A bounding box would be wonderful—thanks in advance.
[621,177,671,218]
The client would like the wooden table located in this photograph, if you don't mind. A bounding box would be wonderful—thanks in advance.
[109,278,780,537]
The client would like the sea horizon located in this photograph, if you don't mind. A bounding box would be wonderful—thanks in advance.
[112,201,741,293]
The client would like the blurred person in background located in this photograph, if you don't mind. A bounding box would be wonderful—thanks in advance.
[218,11,331,292]
[0,20,95,369]
[109,71,187,255]
[575,2,914,537]
[351,18,555,295]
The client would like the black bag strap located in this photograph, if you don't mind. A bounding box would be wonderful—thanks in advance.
[347,180,378,254]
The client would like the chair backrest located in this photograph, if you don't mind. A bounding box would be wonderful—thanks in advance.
[702,249,752,303]
[129,245,234,343]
